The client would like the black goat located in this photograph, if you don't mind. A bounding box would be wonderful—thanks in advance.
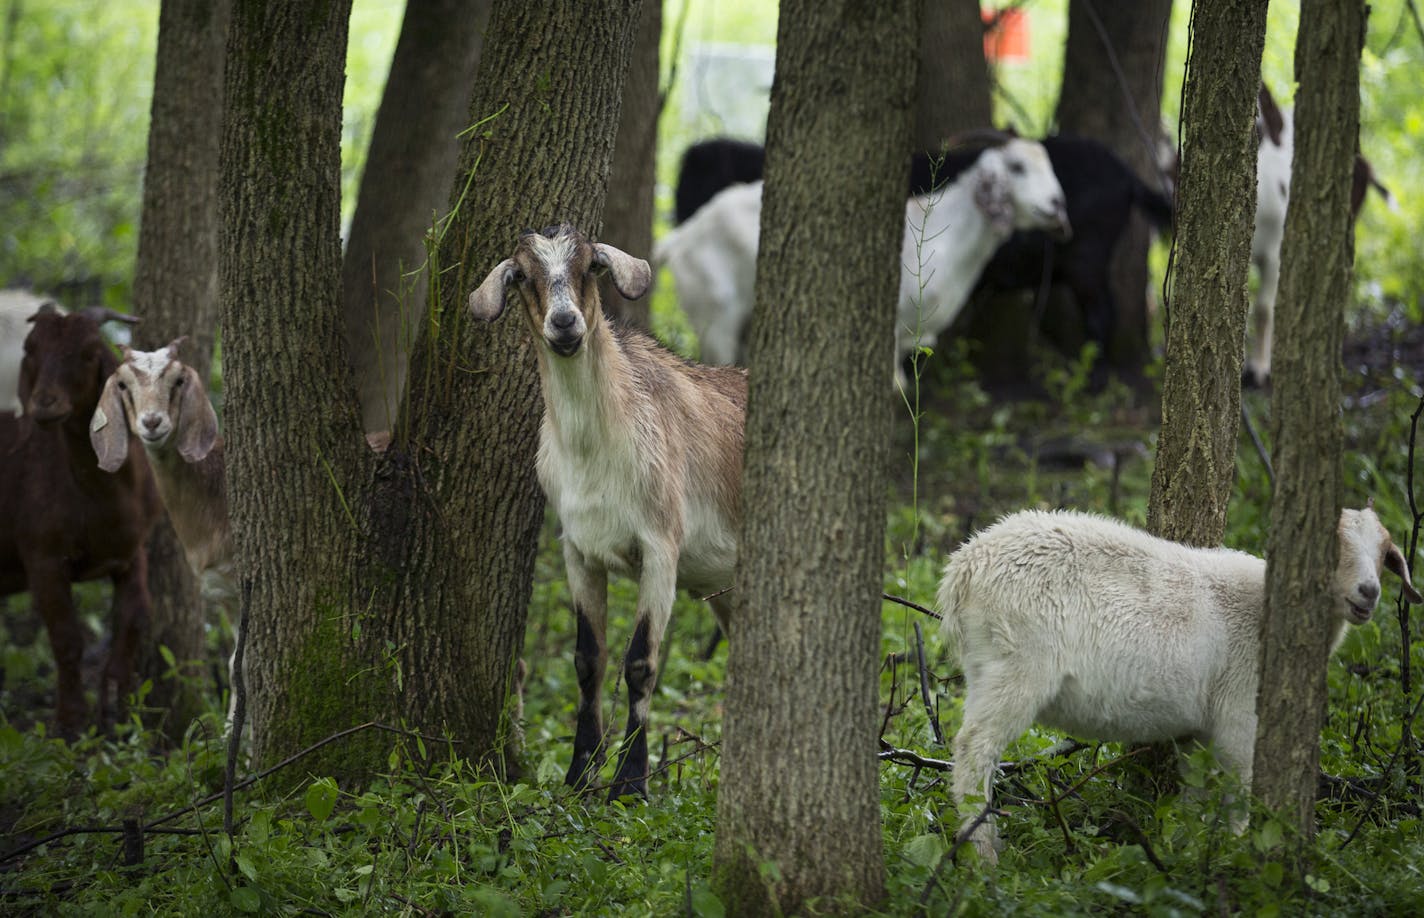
[672,135,1173,363]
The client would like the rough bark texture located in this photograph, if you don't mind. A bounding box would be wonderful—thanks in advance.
[712,0,919,912]
[597,0,660,329]
[219,0,366,772]
[915,0,992,149]
[1254,0,1362,840]
[1055,0,1173,372]
[341,0,491,435]
[131,0,231,738]
[1147,0,1267,547]
[220,0,641,779]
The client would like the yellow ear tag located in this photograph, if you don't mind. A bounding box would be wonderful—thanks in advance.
[91,407,108,432]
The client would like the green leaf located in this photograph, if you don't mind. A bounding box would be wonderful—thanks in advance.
[1095,882,1143,905]
[1254,819,1283,851]
[230,886,261,913]
[158,645,176,669]
[234,853,258,882]
[305,777,338,822]
[903,833,944,869]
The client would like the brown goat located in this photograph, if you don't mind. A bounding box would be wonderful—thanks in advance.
[0,305,160,732]
[469,225,747,801]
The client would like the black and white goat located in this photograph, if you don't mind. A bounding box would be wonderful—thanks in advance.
[468,225,746,800]
[655,136,1071,385]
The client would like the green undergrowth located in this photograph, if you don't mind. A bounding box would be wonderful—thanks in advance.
[4,339,1423,914]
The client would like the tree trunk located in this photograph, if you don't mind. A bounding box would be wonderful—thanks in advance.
[1147,0,1267,547]
[341,0,491,435]
[597,0,660,329]
[1254,0,1362,842]
[221,0,644,780]
[915,0,992,149]
[219,0,367,772]
[713,0,919,912]
[1055,0,1173,374]
[131,0,231,738]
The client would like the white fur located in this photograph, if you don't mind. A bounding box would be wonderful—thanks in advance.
[1247,105,1293,386]
[653,139,1069,387]
[936,506,1419,864]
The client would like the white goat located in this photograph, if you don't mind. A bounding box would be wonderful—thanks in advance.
[90,339,228,577]
[936,506,1422,864]
[90,340,235,726]
[0,289,62,414]
[1246,87,1392,386]
[653,137,1070,387]
[468,225,746,801]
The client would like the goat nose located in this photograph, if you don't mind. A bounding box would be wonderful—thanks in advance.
[142,414,162,432]
[551,311,577,330]
[1359,582,1380,603]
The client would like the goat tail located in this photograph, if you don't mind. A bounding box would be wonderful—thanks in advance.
[934,557,973,661]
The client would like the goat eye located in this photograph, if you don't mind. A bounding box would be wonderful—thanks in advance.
[1009,161,1026,176]
[117,380,127,391]
[173,376,185,388]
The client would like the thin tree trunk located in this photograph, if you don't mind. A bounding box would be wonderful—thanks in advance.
[1255,0,1363,841]
[131,0,231,738]
[342,0,491,435]
[915,0,992,149]
[713,0,919,912]
[1147,0,1267,546]
[598,0,660,329]
[1055,0,1173,374]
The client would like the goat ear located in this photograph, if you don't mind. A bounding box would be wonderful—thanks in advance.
[974,167,1014,236]
[592,243,652,300]
[176,365,219,463]
[89,374,130,472]
[468,258,518,321]
[1385,543,1424,604]
[166,336,189,358]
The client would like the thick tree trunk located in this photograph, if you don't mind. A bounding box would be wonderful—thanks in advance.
[1055,0,1173,373]
[598,0,660,329]
[713,0,919,912]
[221,0,642,781]
[131,0,231,738]
[1147,0,1267,547]
[219,0,368,772]
[341,0,490,435]
[915,0,992,149]
[1255,0,1363,841]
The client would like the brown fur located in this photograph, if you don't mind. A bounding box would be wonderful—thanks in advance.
[1,309,160,732]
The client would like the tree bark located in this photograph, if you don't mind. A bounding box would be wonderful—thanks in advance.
[1147,0,1267,547]
[221,0,643,779]
[915,0,992,149]
[131,0,231,738]
[713,0,919,912]
[341,0,491,435]
[1055,0,1173,373]
[597,0,660,329]
[219,0,366,772]
[1254,0,1363,841]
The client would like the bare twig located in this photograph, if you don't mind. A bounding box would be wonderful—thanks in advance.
[1339,688,1424,849]
[225,577,252,843]
[883,591,942,621]
[1240,401,1275,487]
[913,622,945,745]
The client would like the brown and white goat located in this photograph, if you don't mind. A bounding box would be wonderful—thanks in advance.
[0,305,160,732]
[91,340,228,577]
[469,225,746,800]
